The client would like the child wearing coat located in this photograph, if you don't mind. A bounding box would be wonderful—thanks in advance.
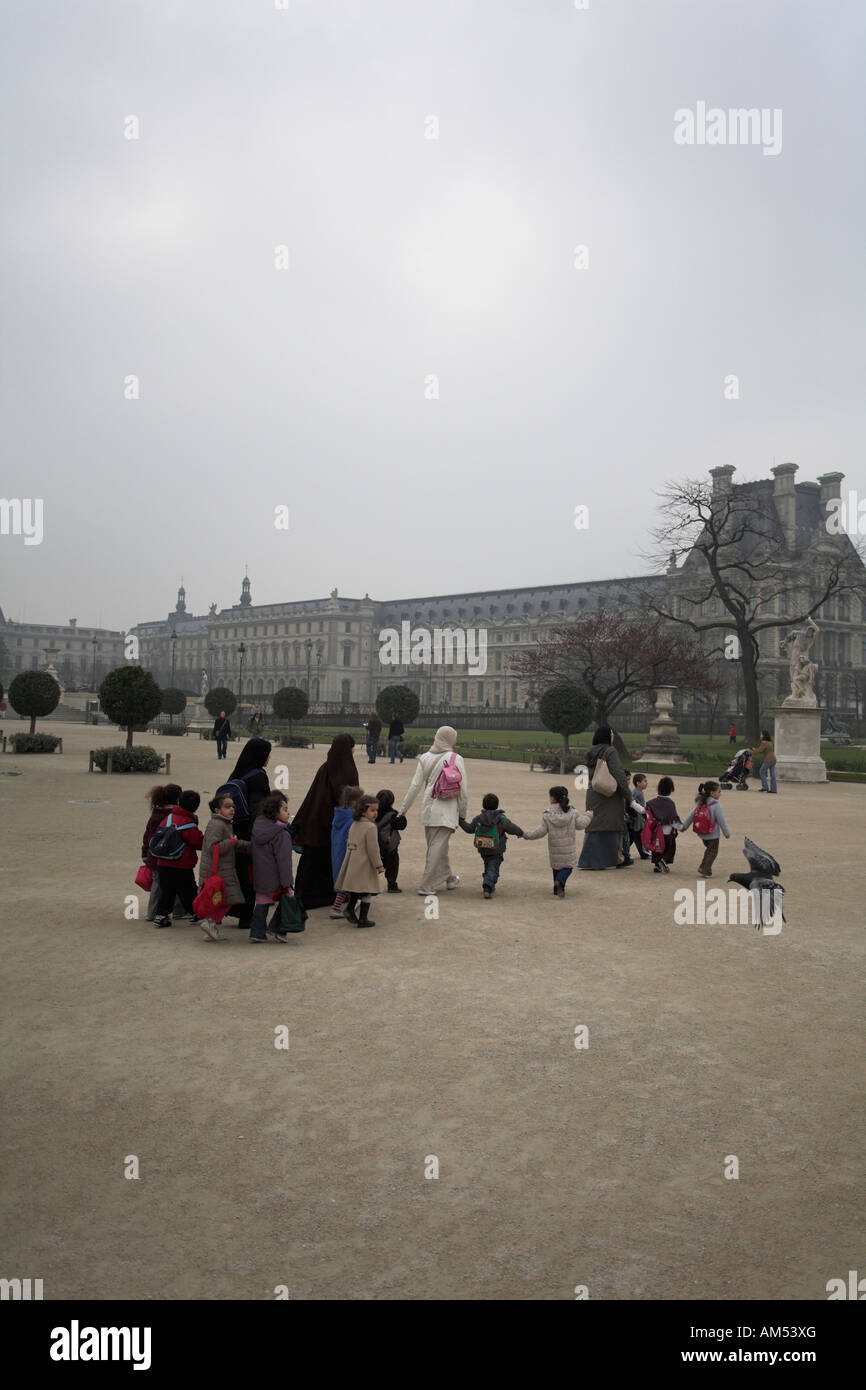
[523,786,593,897]
[152,790,205,926]
[679,780,730,877]
[197,792,251,942]
[644,777,682,874]
[376,789,408,893]
[141,782,181,920]
[335,795,384,927]
[459,792,524,898]
[329,785,365,918]
[250,794,295,943]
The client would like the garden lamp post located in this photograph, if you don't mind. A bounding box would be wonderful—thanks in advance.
[170,629,178,688]
[237,642,247,711]
[305,637,313,695]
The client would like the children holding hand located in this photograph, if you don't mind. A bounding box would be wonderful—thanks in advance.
[459,793,523,898]
[523,786,593,897]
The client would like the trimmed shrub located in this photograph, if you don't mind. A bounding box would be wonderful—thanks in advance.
[375,685,420,725]
[400,740,420,758]
[279,734,310,748]
[99,667,163,748]
[273,687,309,733]
[537,751,584,775]
[9,732,62,754]
[8,670,61,732]
[204,687,237,718]
[92,745,162,773]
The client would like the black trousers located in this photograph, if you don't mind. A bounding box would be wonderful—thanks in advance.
[383,848,400,887]
[156,866,198,917]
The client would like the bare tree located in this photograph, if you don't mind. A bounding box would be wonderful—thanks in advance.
[643,476,866,742]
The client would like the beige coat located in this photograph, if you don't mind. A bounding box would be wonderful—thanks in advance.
[199,816,250,905]
[399,750,469,827]
[334,819,383,894]
[524,805,593,869]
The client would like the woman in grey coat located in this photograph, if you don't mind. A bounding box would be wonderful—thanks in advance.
[578,726,632,870]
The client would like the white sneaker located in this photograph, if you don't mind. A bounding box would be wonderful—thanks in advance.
[200,919,225,942]
[446,876,460,890]
[417,889,437,896]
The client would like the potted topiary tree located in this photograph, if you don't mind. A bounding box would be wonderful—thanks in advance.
[98,667,163,749]
[538,683,594,774]
[8,670,61,733]
[272,685,309,739]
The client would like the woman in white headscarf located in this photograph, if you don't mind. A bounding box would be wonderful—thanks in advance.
[398,726,469,896]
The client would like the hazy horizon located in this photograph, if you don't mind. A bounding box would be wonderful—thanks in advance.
[3,0,864,630]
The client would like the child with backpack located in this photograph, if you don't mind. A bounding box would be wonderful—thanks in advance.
[375,790,408,893]
[329,785,365,918]
[679,780,730,877]
[196,793,251,941]
[643,777,683,874]
[152,790,205,926]
[459,793,524,898]
[523,786,593,897]
[141,783,181,920]
[250,794,295,943]
[628,772,650,860]
[335,795,385,927]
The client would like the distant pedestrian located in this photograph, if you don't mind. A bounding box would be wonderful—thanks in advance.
[729,722,737,745]
[751,729,777,793]
[387,715,405,763]
[213,709,232,760]
[364,710,382,763]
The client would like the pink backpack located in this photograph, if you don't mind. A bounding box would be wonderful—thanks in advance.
[431,752,462,800]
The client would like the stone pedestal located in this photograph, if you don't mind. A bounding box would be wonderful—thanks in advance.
[635,685,690,765]
[771,705,827,782]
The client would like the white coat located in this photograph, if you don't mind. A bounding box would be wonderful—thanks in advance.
[399,750,469,828]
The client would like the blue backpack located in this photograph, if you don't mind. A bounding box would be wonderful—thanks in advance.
[214,770,255,821]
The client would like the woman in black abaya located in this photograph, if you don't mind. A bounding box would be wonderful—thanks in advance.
[291,734,359,910]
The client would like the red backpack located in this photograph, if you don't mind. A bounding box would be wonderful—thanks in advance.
[692,802,714,836]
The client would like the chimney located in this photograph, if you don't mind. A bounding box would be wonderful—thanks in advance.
[771,462,798,550]
[817,471,845,518]
[709,465,736,498]
[69,618,77,628]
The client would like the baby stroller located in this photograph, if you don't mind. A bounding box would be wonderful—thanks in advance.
[719,747,751,791]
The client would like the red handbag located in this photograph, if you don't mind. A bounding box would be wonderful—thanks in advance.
[135,865,153,891]
[193,846,229,923]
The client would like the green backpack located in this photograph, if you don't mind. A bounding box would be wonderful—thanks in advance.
[474,817,501,854]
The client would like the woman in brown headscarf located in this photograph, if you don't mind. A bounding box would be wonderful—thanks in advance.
[291,734,360,910]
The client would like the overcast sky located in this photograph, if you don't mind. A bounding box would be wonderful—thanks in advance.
[2,0,864,631]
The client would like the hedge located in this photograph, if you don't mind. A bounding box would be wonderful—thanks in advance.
[9,732,62,754]
[92,745,162,773]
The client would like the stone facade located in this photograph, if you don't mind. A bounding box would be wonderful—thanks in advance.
[0,610,124,691]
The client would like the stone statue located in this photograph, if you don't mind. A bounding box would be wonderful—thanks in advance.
[781,616,819,707]
[208,602,217,617]
[824,714,851,745]
[200,669,209,698]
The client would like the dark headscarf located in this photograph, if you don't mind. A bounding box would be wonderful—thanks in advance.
[229,737,272,780]
[592,726,613,746]
[291,733,359,846]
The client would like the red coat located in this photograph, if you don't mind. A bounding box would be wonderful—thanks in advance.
[153,806,204,870]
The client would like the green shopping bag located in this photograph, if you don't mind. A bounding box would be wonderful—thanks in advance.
[278,892,307,934]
